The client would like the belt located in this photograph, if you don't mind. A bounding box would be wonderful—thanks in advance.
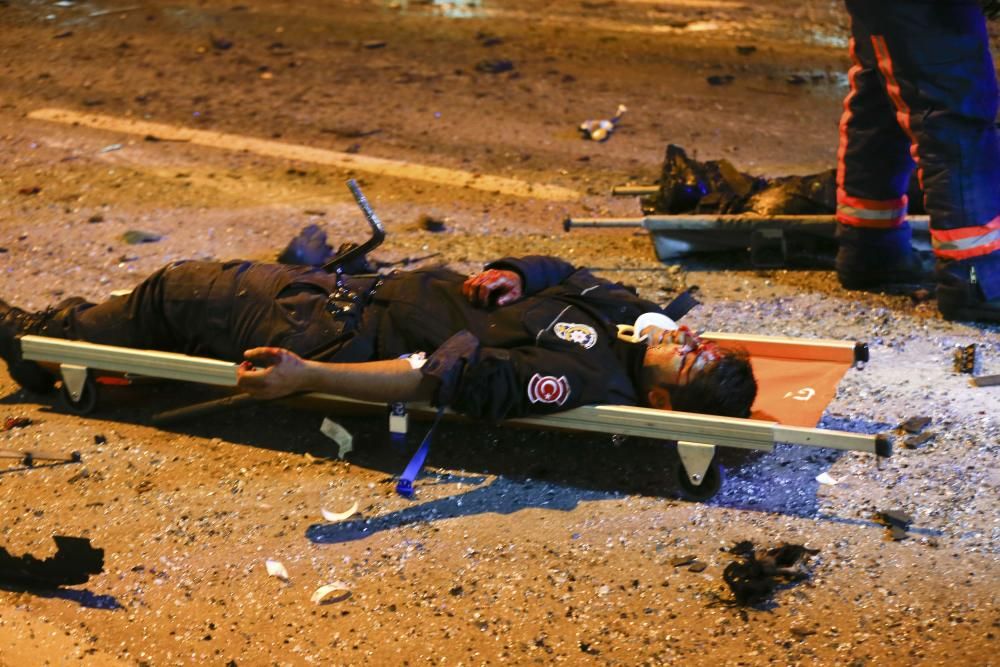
[326,276,383,316]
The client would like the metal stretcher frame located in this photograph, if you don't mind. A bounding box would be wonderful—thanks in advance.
[20,332,891,500]
[565,213,932,266]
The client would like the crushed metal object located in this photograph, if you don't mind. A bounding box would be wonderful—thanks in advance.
[876,510,913,541]
[903,432,935,449]
[719,542,819,607]
[953,344,977,374]
[898,416,931,434]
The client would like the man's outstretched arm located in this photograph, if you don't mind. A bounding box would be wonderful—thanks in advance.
[236,347,437,402]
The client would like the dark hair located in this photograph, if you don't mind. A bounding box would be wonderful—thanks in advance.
[664,348,757,418]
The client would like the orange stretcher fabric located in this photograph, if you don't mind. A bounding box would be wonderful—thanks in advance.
[747,356,851,428]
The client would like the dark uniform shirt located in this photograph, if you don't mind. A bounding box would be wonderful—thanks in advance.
[341,255,661,420]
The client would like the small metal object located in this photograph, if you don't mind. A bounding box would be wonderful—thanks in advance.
[953,344,977,374]
[388,402,408,446]
[676,441,716,485]
[321,180,386,274]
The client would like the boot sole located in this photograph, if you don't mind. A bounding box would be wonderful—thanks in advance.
[939,306,1000,323]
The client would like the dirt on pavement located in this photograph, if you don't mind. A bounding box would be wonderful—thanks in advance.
[0,1,997,665]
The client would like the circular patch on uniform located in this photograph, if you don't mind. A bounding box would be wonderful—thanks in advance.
[553,322,598,349]
[527,373,571,406]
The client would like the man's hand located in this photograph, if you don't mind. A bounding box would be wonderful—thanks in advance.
[237,347,310,399]
[462,268,523,307]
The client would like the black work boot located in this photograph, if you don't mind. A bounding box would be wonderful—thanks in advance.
[835,223,927,290]
[0,299,57,392]
[937,266,1000,323]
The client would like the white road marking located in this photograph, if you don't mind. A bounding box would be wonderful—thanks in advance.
[27,107,582,202]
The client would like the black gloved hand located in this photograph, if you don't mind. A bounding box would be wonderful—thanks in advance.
[277,224,334,267]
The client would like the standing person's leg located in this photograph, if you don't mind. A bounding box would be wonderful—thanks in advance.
[835,0,924,289]
[858,1,1000,320]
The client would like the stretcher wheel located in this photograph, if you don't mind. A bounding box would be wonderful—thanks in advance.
[674,459,724,502]
[59,376,98,415]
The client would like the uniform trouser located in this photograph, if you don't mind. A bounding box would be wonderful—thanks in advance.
[837,0,1000,298]
[41,261,363,362]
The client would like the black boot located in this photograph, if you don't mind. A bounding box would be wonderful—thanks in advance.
[937,267,1000,323]
[0,299,57,393]
[835,223,927,290]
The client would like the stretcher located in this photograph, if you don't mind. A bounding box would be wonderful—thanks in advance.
[565,184,931,268]
[20,330,891,501]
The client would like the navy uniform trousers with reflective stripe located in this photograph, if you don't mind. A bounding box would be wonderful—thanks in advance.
[837,0,1000,298]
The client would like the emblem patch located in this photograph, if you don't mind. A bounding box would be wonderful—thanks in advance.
[527,374,571,405]
[553,322,598,349]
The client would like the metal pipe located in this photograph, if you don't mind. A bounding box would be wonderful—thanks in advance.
[151,393,258,426]
[566,214,930,232]
[610,185,658,196]
[321,179,387,274]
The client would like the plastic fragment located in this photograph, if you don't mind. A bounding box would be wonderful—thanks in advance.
[815,472,838,485]
[311,582,351,604]
[320,417,353,458]
[2,416,32,431]
[579,104,627,142]
[265,559,289,581]
[321,501,360,523]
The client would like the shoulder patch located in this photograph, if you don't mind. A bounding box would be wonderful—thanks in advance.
[553,322,598,349]
[527,374,571,406]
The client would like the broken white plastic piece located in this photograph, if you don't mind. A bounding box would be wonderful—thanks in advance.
[311,582,351,604]
[320,417,353,458]
[579,104,627,142]
[321,501,360,523]
[815,472,838,485]
[265,559,290,580]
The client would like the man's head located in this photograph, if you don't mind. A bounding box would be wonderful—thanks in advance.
[639,328,757,418]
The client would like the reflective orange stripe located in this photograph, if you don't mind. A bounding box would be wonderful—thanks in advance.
[931,215,1000,260]
[836,36,864,193]
[836,213,907,229]
[871,35,923,190]
[931,215,1000,242]
[836,191,908,228]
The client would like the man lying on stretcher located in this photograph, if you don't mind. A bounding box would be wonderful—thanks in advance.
[0,255,756,419]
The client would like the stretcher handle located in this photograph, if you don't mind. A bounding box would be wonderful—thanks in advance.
[150,393,258,426]
[321,179,386,274]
